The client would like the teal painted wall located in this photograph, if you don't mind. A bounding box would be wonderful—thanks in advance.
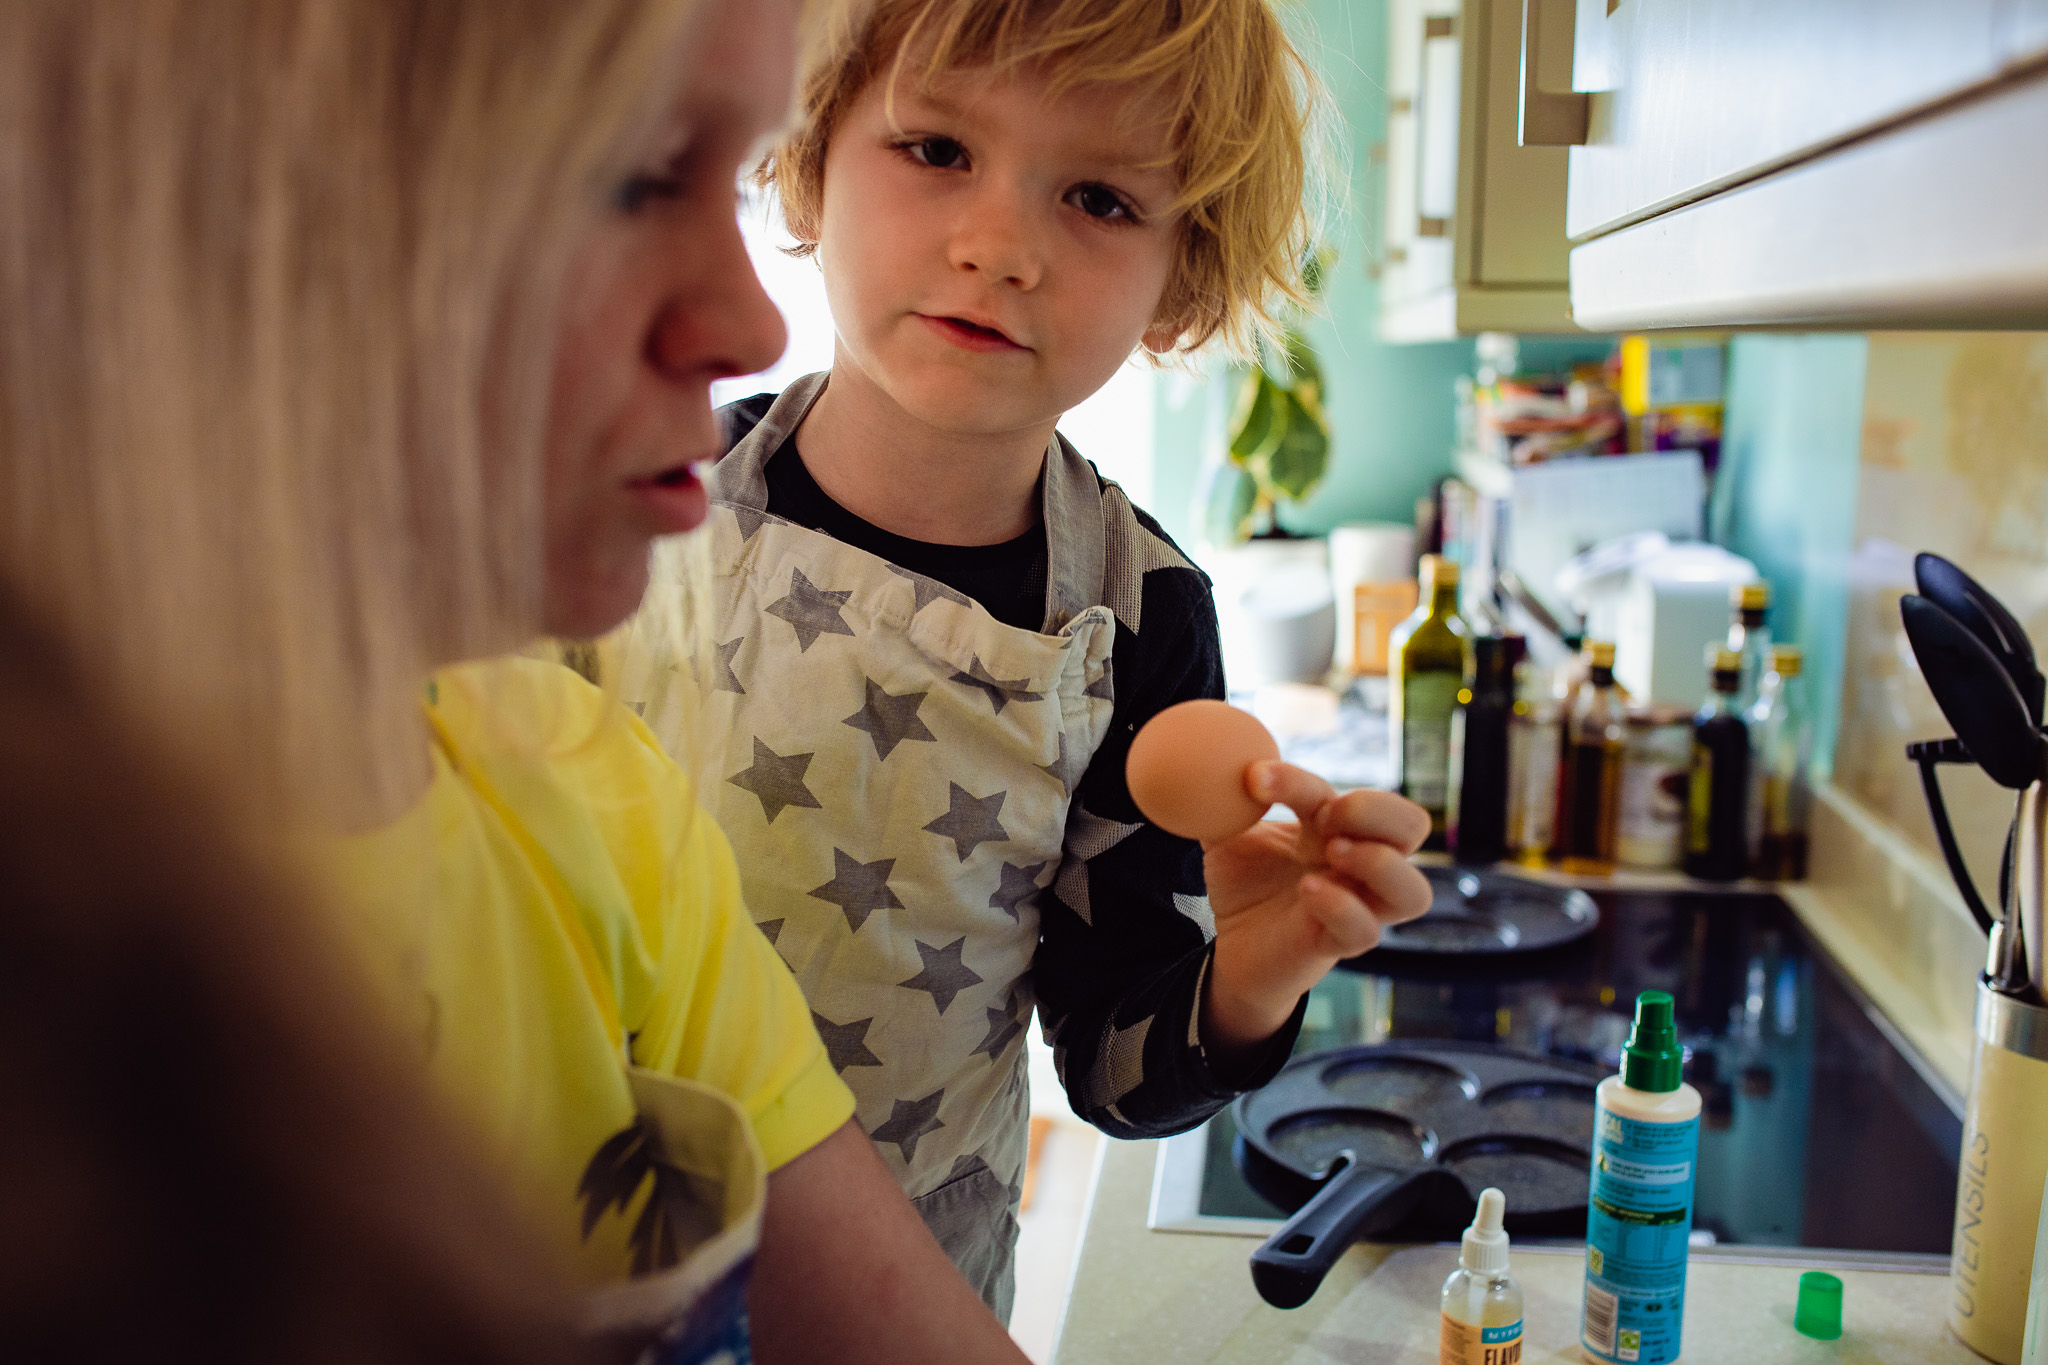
[1710,334,1869,775]
[1146,0,1610,551]
[1150,0,1471,550]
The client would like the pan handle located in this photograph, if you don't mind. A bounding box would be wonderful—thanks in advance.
[1249,1159,1431,1309]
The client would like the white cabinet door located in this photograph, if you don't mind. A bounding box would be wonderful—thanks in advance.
[1565,0,2010,241]
[1379,0,1577,338]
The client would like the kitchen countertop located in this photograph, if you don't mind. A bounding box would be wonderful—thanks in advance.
[1050,1137,1978,1365]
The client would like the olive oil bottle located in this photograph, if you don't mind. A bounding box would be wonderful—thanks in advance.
[1392,555,1469,850]
[1557,641,1626,875]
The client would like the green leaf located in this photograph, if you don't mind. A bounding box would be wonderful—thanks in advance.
[1267,393,1329,502]
[1200,459,1260,545]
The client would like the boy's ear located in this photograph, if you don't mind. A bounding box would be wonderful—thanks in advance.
[1139,322,1186,356]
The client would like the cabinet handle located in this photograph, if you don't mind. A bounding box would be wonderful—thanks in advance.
[1518,0,1587,146]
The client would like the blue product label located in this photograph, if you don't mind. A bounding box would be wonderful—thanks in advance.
[1581,1099,1699,1365]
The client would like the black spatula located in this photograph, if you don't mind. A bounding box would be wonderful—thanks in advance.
[1901,595,2044,790]
[1916,554,2045,724]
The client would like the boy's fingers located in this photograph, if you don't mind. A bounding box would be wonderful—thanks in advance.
[1323,838,1433,923]
[1298,874,1391,959]
[1246,760,1338,822]
[1316,789,1432,855]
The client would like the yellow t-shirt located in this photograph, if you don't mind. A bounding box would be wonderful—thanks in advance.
[332,657,853,1284]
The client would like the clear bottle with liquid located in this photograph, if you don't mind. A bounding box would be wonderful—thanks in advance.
[1557,641,1626,875]
[1507,655,1561,867]
[1728,581,1773,709]
[1392,554,1470,851]
[1746,644,1809,880]
[1441,1187,1523,1365]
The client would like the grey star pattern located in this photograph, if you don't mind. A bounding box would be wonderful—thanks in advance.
[811,1012,884,1072]
[1173,892,1216,941]
[730,504,770,541]
[1084,664,1115,702]
[1100,485,1195,634]
[989,860,1052,921]
[1039,729,1088,796]
[972,990,1027,1060]
[808,849,904,933]
[1083,1014,1152,1115]
[869,1088,947,1164]
[727,738,823,824]
[923,783,1010,862]
[1052,802,1144,925]
[948,655,1045,714]
[766,567,855,652]
[898,936,984,1015]
[842,678,937,761]
[886,563,972,613]
[712,637,746,695]
[755,918,784,946]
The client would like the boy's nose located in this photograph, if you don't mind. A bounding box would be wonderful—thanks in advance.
[945,186,1044,291]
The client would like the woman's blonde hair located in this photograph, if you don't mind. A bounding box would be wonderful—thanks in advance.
[764,0,1324,359]
[0,0,714,821]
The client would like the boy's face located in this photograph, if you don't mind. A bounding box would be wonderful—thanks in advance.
[813,60,1185,442]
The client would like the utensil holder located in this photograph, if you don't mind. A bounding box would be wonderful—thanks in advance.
[1953,982,2048,1364]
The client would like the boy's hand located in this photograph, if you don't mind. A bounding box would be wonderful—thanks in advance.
[1198,761,1433,1066]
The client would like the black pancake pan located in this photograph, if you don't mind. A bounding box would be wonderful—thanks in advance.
[1233,1040,1602,1308]
[1374,865,1599,955]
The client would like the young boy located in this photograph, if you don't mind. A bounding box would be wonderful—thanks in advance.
[644,0,1431,1314]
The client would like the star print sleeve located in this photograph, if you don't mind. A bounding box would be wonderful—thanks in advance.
[1031,561,1305,1140]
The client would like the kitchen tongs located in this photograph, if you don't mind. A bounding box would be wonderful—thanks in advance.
[1901,553,2047,999]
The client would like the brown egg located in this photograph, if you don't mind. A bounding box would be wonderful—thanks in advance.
[1126,699,1281,843]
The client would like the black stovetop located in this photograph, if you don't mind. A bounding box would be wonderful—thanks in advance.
[1197,889,1963,1257]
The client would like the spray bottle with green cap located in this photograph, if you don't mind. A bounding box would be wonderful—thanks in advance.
[1581,991,1702,1365]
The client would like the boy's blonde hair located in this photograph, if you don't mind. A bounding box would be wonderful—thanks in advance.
[0,0,728,822]
[766,0,1323,359]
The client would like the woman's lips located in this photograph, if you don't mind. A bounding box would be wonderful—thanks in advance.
[627,461,710,535]
[918,313,1027,353]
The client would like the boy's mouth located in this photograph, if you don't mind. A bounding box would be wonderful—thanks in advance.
[918,313,1028,354]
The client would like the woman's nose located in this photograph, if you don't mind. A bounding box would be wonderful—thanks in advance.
[649,210,788,384]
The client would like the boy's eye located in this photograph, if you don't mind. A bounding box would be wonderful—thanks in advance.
[903,136,968,170]
[1068,183,1136,222]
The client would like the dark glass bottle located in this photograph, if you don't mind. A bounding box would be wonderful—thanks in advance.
[1448,635,1524,865]
[1685,646,1751,882]
[1557,641,1626,875]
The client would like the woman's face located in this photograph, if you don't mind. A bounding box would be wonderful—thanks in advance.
[541,0,798,640]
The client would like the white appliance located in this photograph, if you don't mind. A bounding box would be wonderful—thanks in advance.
[1557,534,1757,711]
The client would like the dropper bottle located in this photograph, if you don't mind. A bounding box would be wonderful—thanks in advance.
[1441,1186,1522,1365]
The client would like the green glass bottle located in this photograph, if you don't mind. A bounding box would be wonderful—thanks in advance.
[1391,554,1469,850]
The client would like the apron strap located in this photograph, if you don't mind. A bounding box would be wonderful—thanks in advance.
[716,370,1110,632]
[713,371,831,511]
[1040,430,1107,631]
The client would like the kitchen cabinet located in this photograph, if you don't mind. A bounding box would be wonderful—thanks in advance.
[1554,0,2048,330]
[1377,0,1580,339]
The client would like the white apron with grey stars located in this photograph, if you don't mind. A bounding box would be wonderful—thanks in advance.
[700,374,1116,1307]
